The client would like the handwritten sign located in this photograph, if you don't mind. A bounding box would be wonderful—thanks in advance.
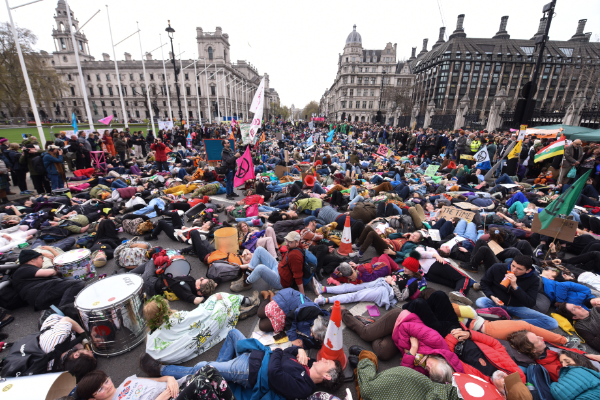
[460,154,474,160]
[488,240,504,255]
[438,206,476,222]
[454,202,482,211]
[377,144,389,157]
[425,165,440,177]
[532,214,578,242]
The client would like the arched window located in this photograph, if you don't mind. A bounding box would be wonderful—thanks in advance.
[208,47,213,61]
[59,22,64,31]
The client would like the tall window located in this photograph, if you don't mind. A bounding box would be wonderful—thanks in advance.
[99,87,104,96]
[108,87,113,96]
[130,74,134,80]
[106,74,111,81]
[60,38,66,49]
[186,87,191,96]
[208,47,213,61]
[70,87,75,95]
[211,86,216,96]
[89,87,94,96]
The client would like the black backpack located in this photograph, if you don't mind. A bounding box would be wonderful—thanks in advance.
[31,155,47,176]
[0,327,82,377]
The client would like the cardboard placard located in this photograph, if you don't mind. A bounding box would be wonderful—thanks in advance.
[425,165,440,177]
[274,165,291,178]
[460,154,474,160]
[454,202,482,211]
[438,206,476,222]
[488,240,504,255]
[276,132,283,140]
[532,214,578,242]
[377,144,389,156]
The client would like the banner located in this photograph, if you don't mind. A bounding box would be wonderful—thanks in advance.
[240,124,252,144]
[248,77,265,143]
[424,165,439,177]
[158,121,174,131]
[507,140,522,159]
[538,169,591,230]
[473,146,491,169]
[71,113,78,134]
[377,144,389,157]
[233,147,255,187]
[535,136,566,163]
[305,135,314,149]
[326,130,334,143]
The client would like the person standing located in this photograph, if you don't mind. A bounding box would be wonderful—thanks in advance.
[114,132,128,162]
[151,137,170,172]
[7,143,31,195]
[43,145,65,190]
[20,144,50,194]
[220,139,240,200]
[561,139,584,184]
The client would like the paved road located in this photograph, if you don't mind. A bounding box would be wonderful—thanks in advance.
[3,183,584,399]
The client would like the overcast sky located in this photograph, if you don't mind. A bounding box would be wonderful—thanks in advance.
[3,0,599,109]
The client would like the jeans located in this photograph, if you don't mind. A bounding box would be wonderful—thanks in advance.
[431,218,454,239]
[454,220,477,242]
[370,175,384,184]
[258,206,279,212]
[495,173,515,185]
[161,329,251,386]
[246,247,283,289]
[111,180,128,189]
[236,217,263,227]
[312,182,326,195]
[226,170,234,196]
[475,297,559,330]
[133,198,165,218]
[49,174,64,190]
[349,195,364,210]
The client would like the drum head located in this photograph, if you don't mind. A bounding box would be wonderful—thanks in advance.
[165,259,191,278]
[54,249,91,265]
[75,274,143,310]
[157,175,165,183]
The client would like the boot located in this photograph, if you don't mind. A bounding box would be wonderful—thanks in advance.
[230,271,252,292]
[239,291,260,320]
[139,353,163,377]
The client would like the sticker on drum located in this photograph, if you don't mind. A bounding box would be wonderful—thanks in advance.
[164,259,191,278]
[53,249,95,281]
[75,274,143,310]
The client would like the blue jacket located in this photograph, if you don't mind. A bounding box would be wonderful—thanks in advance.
[551,366,600,400]
[42,153,63,175]
[273,289,331,346]
[542,277,594,310]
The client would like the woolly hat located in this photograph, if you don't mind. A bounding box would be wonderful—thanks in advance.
[402,250,421,273]
[19,249,42,265]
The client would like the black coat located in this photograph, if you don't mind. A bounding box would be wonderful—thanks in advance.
[480,262,540,308]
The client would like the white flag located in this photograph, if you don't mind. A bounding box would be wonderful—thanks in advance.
[248,77,265,141]
[473,146,490,164]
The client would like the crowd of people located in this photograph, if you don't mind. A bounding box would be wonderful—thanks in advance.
[0,119,600,400]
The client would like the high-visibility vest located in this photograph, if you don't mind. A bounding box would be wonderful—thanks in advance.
[470,140,481,153]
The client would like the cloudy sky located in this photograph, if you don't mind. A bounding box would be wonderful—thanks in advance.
[3,0,599,109]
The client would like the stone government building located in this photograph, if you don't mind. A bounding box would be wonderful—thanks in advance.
[4,0,280,125]
[321,15,600,131]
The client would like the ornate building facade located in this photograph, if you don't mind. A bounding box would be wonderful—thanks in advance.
[4,0,279,125]
[319,25,416,124]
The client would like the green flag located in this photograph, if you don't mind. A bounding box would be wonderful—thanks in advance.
[538,169,592,229]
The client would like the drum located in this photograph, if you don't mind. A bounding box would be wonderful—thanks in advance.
[53,249,95,281]
[52,187,72,199]
[164,259,190,278]
[75,274,146,357]
[214,227,239,254]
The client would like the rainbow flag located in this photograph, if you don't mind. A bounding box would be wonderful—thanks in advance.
[534,136,566,163]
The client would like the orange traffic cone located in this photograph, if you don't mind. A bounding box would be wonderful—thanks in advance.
[317,300,347,369]
[337,215,352,256]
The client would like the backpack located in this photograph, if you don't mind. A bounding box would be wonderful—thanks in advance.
[399,215,415,234]
[0,280,26,310]
[20,211,46,230]
[289,248,317,279]
[122,218,144,235]
[526,364,554,400]
[207,261,241,282]
[389,217,401,229]
[39,226,70,242]
[76,234,96,249]
[31,155,47,176]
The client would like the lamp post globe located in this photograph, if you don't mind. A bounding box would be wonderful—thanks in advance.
[165,21,183,124]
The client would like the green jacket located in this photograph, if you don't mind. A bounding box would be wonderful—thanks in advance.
[294,198,323,212]
[393,240,419,261]
[90,184,111,199]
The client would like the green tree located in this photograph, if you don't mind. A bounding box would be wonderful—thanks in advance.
[270,101,290,121]
[0,22,66,118]
[302,100,319,120]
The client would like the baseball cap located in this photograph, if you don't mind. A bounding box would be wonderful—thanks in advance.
[304,216,316,226]
[48,145,60,150]
[284,231,301,242]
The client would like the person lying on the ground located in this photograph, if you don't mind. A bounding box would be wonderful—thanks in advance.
[330,255,399,285]
[540,268,600,310]
[556,302,600,353]
[506,330,600,382]
[143,293,258,363]
[256,288,330,349]
[76,367,233,400]
[139,329,344,399]
[550,351,600,400]
[477,256,558,330]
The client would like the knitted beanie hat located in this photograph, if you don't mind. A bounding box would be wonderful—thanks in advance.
[402,250,421,273]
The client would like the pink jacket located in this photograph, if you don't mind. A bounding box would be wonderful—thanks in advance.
[392,312,465,375]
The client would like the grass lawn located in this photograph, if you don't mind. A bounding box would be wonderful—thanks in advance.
[0,124,153,144]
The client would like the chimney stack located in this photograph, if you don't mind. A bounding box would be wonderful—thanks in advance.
[145,52,153,61]
[124,52,132,61]
[493,16,510,39]
[531,17,547,39]
[584,32,592,42]
[102,53,111,62]
[449,14,467,39]
[418,39,429,56]
[569,19,588,41]
[409,47,417,60]
[433,27,446,49]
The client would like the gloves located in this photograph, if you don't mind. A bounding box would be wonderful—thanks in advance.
[327,277,340,286]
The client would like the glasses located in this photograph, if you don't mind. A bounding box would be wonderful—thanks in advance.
[93,377,112,397]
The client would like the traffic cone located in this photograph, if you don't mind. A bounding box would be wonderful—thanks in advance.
[337,215,352,256]
[317,300,348,369]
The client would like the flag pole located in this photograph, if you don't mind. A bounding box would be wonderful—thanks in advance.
[542,217,567,261]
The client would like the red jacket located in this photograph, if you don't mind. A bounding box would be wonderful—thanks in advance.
[151,142,168,162]
[243,195,264,206]
[445,327,526,384]
[536,343,586,382]
[116,187,137,199]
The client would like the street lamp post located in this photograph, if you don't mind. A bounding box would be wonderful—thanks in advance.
[165,21,183,124]
[378,70,386,124]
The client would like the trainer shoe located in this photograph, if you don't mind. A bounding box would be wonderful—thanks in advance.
[239,291,260,320]
[312,277,324,296]
[314,295,326,305]
[351,244,360,251]
[349,251,359,258]
[449,291,473,306]
[473,283,482,291]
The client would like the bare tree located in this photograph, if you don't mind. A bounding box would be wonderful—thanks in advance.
[270,101,290,121]
[0,22,66,118]
[302,100,319,120]
[382,83,415,115]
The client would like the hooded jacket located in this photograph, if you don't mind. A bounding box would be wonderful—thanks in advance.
[542,277,594,309]
[550,366,600,400]
[151,142,168,162]
[349,202,377,224]
[480,263,539,308]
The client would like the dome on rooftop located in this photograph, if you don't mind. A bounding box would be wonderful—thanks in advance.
[346,25,362,44]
